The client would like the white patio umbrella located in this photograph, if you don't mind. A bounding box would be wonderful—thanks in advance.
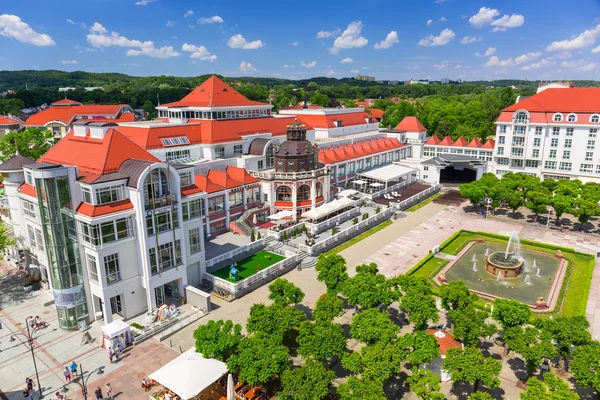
[227,374,235,400]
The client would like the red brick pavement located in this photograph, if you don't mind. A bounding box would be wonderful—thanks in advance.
[68,340,179,400]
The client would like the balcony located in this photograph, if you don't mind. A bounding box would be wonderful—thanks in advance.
[145,194,177,210]
[249,167,329,181]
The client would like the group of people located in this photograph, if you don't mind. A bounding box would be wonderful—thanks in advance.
[62,361,78,383]
[27,316,44,331]
[94,383,113,400]
[108,345,122,364]
[22,378,35,400]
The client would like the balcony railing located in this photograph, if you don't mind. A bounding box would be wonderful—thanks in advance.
[249,168,328,181]
[145,194,176,210]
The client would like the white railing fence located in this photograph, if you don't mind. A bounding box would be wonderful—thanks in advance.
[205,238,266,271]
[391,184,441,210]
[266,222,304,241]
[305,203,362,235]
[365,177,417,200]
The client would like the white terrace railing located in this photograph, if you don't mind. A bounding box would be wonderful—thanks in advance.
[205,238,266,271]
[364,177,417,201]
[391,184,441,210]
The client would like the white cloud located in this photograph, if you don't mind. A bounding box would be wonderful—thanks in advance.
[515,51,541,64]
[0,14,55,46]
[340,57,354,64]
[283,64,295,68]
[172,36,178,39]
[181,43,216,61]
[546,25,600,51]
[198,15,224,24]
[434,61,449,70]
[300,60,317,68]
[135,0,157,5]
[460,35,482,44]
[521,58,555,70]
[87,22,180,58]
[435,0,449,3]
[469,7,500,28]
[426,19,433,27]
[560,59,597,71]
[553,51,573,59]
[330,21,368,54]
[239,61,257,73]
[374,31,399,49]
[439,17,447,22]
[166,20,176,27]
[66,19,75,25]
[326,70,336,77]
[227,34,264,49]
[475,47,496,57]
[61,60,78,65]
[593,45,600,53]
[184,10,193,18]
[351,69,359,74]
[289,41,298,46]
[316,28,341,39]
[483,56,514,67]
[490,14,525,31]
[418,28,455,46]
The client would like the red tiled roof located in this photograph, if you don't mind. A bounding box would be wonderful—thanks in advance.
[0,116,22,125]
[438,136,454,146]
[195,175,223,194]
[453,137,468,147]
[208,169,242,189]
[318,137,404,165]
[162,76,266,108]
[17,183,36,198]
[466,137,483,148]
[504,88,600,113]
[194,116,307,144]
[25,104,128,126]
[426,329,461,355]
[292,111,372,129]
[366,108,384,119]
[481,139,495,149]
[425,136,441,145]
[226,166,259,185]
[76,199,134,217]
[181,176,205,197]
[394,116,427,132]
[117,123,203,150]
[52,99,82,106]
[38,128,159,178]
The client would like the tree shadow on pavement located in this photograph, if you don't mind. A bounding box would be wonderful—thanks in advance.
[384,372,409,399]
[507,357,528,382]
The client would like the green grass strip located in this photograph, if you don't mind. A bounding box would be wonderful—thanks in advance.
[405,192,442,212]
[325,220,393,256]
[210,250,285,282]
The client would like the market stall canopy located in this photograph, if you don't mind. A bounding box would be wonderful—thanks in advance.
[337,189,360,198]
[149,348,228,400]
[352,179,367,185]
[359,164,416,183]
[268,210,295,220]
[301,197,355,220]
[101,319,130,339]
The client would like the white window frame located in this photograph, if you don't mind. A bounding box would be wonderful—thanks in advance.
[104,253,121,284]
[189,227,202,254]
[87,254,99,283]
[553,113,563,122]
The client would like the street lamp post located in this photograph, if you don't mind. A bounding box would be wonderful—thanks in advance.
[10,316,42,398]
[72,364,105,400]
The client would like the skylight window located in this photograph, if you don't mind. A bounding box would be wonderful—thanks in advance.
[161,137,191,146]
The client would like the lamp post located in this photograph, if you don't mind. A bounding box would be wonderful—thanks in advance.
[10,316,42,398]
[72,364,105,400]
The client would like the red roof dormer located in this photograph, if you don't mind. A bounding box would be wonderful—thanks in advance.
[394,116,427,132]
[466,138,483,148]
[453,137,468,147]
[425,136,441,145]
[438,136,454,146]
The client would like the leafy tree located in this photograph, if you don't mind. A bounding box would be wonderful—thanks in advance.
[246,303,306,340]
[572,198,599,225]
[342,265,395,309]
[313,294,344,323]
[443,347,502,393]
[337,376,386,400]
[407,367,445,400]
[227,335,290,386]
[459,182,487,207]
[279,360,335,400]
[381,100,416,128]
[342,340,409,382]
[350,308,399,344]
[520,373,579,400]
[250,229,255,242]
[551,195,573,225]
[0,98,25,115]
[355,262,379,275]
[492,298,532,330]
[543,316,591,370]
[400,331,440,366]
[268,278,305,306]
[505,325,555,379]
[505,190,525,218]
[570,341,600,397]
[450,307,497,348]
[469,393,494,400]
[315,254,348,295]
[440,280,476,311]
[526,191,551,221]
[297,321,347,360]
[396,276,439,331]
[0,221,16,254]
[0,128,55,162]
[193,320,242,361]
[310,91,331,107]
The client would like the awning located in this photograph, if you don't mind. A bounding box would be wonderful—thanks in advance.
[268,210,295,220]
[358,164,416,183]
[352,180,367,185]
[149,348,228,400]
[302,197,355,220]
[337,189,360,198]
[370,182,384,187]
[101,320,130,339]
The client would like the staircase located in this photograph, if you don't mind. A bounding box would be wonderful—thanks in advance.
[298,251,317,268]
[395,211,408,218]
[230,204,267,236]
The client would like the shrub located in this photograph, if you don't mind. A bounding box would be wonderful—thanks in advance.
[375,207,381,214]
[332,227,336,235]
[283,231,287,241]
[361,200,365,207]
[353,217,358,225]
[257,232,261,240]
[250,230,256,242]
[130,322,144,330]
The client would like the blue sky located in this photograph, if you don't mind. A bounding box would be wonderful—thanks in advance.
[1,0,600,81]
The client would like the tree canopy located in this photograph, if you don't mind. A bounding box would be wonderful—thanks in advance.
[337,376,386,400]
[571,341,600,397]
[193,320,242,362]
[297,320,347,360]
[0,128,55,162]
[520,373,579,400]
[246,303,306,340]
[315,254,348,295]
[443,347,502,393]
[350,308,399,344]
[268,278,305,306]
[312,294,344,323]
[407,367,445,400]
[280,360,335,400]
[341,263,395,309]
[227,335,290,386]
[492,298,532,330]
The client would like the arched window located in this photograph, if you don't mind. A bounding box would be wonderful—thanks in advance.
[276,186,292,201]
[297,185,311,201]
[553,113,563,122]
[144,169,169,208]
[265,143,274,168]
[591,115,600,123]
[316,182,323,198]
[567,114,577,122]
[514,112,528,123]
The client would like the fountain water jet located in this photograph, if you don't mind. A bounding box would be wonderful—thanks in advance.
[485,248,490,256]
[536,268,540,277]
[486,231,525,278]
[473,261,478,272]
[472,254,477,262]
[524,274,532,285]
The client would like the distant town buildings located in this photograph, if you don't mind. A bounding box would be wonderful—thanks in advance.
[441,78,450,84]
[405,79,430,85]
[58,87,105,92]
[355,74,376,82]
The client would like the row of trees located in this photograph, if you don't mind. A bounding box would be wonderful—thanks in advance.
[460,172,600,225]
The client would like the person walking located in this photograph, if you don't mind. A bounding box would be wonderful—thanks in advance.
[63,366,71,383]
[109,348,114,364]
[25,378,34,396]
[22,387,32,400]
[94,386,103,400]
[70,360,78,377]
[106,383,113,399]
[115,347,121,363]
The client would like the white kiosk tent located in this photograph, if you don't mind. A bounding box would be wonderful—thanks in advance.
[357,164,416,189]
[101,319,132,350]
[149,348,229,399]
[301,197,356,222]
[267,210,295,221]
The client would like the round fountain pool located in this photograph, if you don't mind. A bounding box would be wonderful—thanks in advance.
[486,251,524,278]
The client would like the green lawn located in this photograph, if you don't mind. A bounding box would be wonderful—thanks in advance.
[325,220,393,256]
[407,230,595,318]
[405,192,442,212]
[211,251,285,283]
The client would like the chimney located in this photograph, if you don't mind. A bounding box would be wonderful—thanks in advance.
[88,122,117,139]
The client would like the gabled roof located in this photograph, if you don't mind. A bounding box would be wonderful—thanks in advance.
[426,329,461,355]
[17,183,36,198]
[161,76,266,108]
[52,99,82,107]
[38,128,160,180]
[117,123,203,150]
[226,166,259,185]
[318,137,404,165]
[0,115,23,125]
[425,136,441,145]
[466,137,483,148]
[481,139,495,149]
[394,116,427,132]
[453,137,468,147]
[438,136,454,146]
[0,155,35,171]
[503,88,600,113]
[293,111,372,129]
[366,108,384,119]
[24,104,128,126]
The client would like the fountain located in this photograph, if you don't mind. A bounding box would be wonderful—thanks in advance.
[472,261,478,272]
[472,254,477,262]
[496,273,503,282]
[536,268,540,277]
[533,259,537,268]
[485,248,490,256]
[485,231,525,278]
[524,274,532,285]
